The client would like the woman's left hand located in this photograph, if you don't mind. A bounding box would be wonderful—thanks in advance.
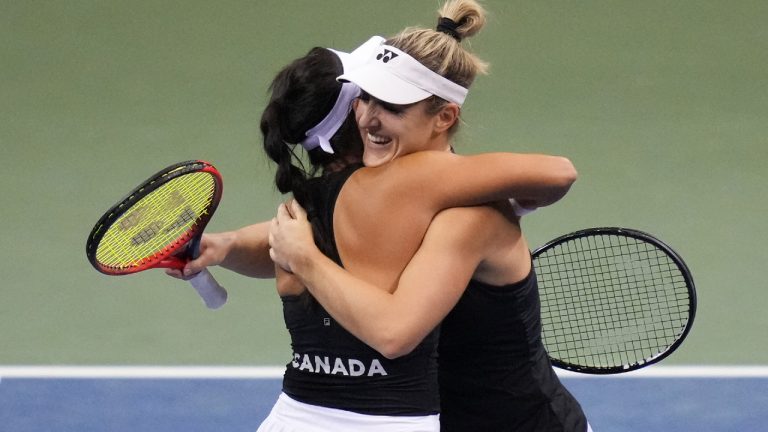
[269,200,317,273]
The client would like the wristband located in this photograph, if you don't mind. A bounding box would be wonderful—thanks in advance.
[509,198,537,217]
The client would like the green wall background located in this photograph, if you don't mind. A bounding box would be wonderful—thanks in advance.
[1,1,766,365]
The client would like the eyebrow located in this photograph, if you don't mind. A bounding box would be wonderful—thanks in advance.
[362,91,417,113]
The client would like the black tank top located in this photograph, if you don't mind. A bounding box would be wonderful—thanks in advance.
[438,268,588,431]
[281,164,440,416]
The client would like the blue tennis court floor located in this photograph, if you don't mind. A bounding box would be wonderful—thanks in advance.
[1,366,766,432]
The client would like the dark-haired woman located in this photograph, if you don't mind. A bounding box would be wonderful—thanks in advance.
[172,3,584,431]
[267,0,591,430]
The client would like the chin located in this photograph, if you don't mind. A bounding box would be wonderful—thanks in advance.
[362,144,395,168]
[362,154,388,168]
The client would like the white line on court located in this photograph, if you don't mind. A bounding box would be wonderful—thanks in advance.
[0,366,286,379]
[1,365,768,379]
[555,366,768,378]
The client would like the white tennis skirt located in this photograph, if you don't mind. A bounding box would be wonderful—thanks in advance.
[256,393,440,432]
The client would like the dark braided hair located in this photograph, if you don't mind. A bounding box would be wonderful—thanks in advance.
[260,48,363,308]
[260,47,362,208]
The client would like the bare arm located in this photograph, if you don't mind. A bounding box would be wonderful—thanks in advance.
[165,150,573,282]
[269,201,495,358]
[213,222,274,278]
[386,151,577,211]
[166,221,275,280]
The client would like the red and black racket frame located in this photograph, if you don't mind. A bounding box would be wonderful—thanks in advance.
[86,160,223,276]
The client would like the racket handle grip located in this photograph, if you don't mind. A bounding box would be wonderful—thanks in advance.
[188,269,228,309]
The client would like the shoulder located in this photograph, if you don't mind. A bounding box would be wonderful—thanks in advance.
[389,150,459,173]
[360,151,459,181]
[426,205,508,249]
[350,151,464,195]
[344,152,456,203]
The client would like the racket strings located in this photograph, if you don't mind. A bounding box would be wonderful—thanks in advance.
[95,172,216,269]
[537,234,691,369]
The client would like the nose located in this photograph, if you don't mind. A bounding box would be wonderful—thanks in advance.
[354,100,380,131]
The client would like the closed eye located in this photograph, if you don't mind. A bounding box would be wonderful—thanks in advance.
[358,91,413,115]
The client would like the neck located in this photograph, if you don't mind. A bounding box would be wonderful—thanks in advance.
[428,136,453,153]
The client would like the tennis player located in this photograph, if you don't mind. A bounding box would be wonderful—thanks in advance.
[165,33,567,431]
[267,1,592,431]
[170,1,589,430]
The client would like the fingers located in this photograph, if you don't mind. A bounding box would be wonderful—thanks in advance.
[165,268,184,279]
[276,201,307,222]
[269,247,292,273]
[182,234,213,278]
[283,200,294,218]
[268,220,276,247]
[276,202,291,222]
[270,201,313,274]
[290,199,307,220]
[183,260,203,278]
[166,266,196,281]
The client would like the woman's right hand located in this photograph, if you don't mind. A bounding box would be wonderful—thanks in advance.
[269,200,318,274]
[164,231,235,280]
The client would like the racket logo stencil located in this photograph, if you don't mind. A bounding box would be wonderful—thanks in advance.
[119,190,186,231]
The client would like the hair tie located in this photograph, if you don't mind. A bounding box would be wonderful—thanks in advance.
[436,17,462,42]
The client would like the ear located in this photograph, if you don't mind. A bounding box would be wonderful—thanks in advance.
[434,103,460,133]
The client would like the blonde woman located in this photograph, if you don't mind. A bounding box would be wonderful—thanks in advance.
[268,1,592,431]
[173,1,589,431]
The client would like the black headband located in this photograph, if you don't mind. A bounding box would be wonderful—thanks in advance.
[436,17,462,41]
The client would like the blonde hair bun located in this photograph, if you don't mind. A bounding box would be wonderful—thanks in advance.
[438,0,487,40]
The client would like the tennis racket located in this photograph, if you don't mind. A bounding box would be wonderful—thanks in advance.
[532,227,696,374]
[86,160,228,309]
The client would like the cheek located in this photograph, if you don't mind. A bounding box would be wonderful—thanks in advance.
[408,122,432,145]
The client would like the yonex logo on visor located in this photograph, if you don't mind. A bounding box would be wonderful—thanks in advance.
[338,44,469,106]
[376,49,399,63]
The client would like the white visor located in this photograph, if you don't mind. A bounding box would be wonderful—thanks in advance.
[337,44,468,106]
[301,36,385,154]
[330,35,385,75]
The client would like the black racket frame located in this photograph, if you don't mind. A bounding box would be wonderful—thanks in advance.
[532,227,697,374]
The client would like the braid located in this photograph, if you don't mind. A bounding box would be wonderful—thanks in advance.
[260,100,309,203]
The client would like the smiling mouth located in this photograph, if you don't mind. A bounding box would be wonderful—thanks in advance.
[367,132,391,145]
